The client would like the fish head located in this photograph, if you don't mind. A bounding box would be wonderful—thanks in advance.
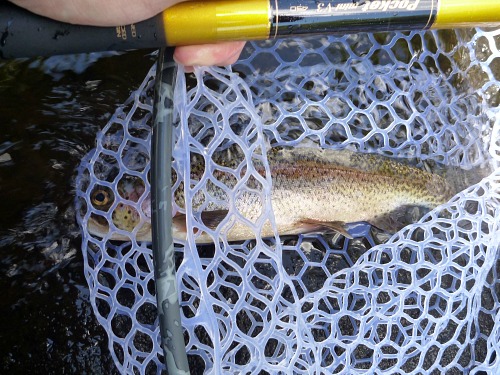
[86,177,151,241]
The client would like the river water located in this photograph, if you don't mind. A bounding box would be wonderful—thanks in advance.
[0,50,155,373]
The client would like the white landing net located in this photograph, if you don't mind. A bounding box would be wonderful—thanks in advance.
[76,28,500,374]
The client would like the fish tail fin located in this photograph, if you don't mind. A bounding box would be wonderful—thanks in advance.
[444,163,493,194]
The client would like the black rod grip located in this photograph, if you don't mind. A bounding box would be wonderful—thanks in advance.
[0,2,166,59]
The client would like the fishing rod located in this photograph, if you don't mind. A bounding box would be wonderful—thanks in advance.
[1,0,499,59]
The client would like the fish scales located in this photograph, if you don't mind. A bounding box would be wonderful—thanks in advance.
[87,146,454,243]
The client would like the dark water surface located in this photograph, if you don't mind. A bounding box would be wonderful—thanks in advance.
[0,50,155,374]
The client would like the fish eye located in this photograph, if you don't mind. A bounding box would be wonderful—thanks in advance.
[91,189,111,207]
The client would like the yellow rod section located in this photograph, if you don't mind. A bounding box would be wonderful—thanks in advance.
[163,0,270,46]
[433,0,500,28]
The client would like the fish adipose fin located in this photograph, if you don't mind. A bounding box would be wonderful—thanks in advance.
[298,219,353,239]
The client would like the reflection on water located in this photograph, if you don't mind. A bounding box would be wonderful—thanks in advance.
[0,50,155,373]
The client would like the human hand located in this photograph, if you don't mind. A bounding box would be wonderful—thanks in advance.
[9,0,245,67]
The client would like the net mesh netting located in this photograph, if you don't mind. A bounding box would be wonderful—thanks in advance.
[76,28,500,374]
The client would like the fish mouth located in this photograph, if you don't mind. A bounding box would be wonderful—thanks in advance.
[87,206,151,241]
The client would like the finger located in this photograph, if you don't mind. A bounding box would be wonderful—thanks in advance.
[173,41,246,67]
[9,0,180,26]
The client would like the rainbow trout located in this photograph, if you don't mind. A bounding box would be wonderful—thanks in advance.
[86,146,454,243]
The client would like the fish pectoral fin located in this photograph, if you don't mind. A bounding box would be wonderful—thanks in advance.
[173,210,228,231]
[172,210,228,239]
[172,213,187,232]
[298,219,353,239]
[200,210,229,230]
